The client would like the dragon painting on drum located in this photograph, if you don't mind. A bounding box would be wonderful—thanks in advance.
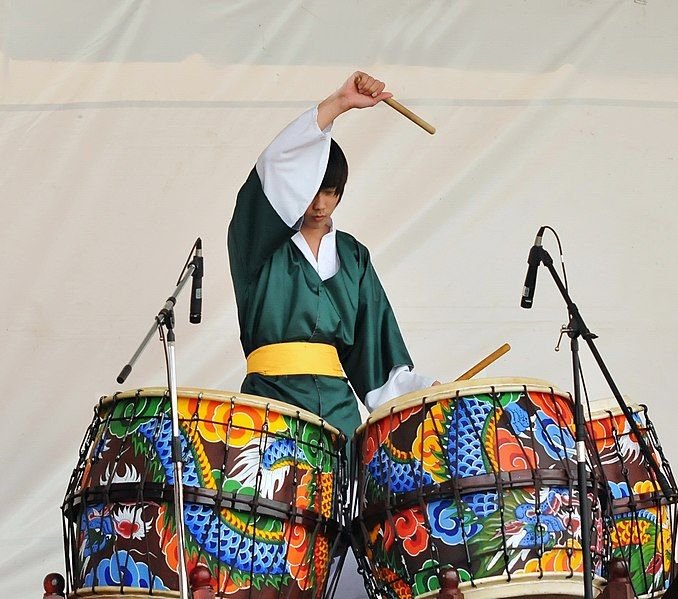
[353,379,606,599]
[587,398,677,597]
[63,388,346,599]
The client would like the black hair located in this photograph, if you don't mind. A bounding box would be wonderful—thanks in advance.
[318,139,348,199]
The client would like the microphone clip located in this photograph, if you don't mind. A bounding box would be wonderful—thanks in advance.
[189,238,203,325]
[191,243,204,278]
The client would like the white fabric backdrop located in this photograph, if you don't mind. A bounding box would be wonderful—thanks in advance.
[1,1,677,595]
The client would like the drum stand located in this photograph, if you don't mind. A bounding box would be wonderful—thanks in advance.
[116,243,202,599]
[529,245,677,599]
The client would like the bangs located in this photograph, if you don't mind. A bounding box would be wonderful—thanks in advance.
[319,139,348,198]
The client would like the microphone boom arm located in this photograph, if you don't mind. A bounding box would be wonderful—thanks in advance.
[532,245,676,499]
[116,262,195,385]
[525,243,677,599]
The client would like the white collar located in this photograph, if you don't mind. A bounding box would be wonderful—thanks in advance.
[291,220,340,281]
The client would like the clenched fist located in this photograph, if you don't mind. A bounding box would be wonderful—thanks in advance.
[338,71,393,109]
[317,71,393,130]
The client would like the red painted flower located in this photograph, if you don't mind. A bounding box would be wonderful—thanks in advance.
[529,392,574,429]
[495,427,538,471]
[383,508,429,557]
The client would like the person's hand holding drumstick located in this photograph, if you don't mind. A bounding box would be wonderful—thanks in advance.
[317,71,435,134]
[317,71,393,130]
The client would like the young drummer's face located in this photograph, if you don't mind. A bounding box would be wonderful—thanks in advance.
[303,189,340,230]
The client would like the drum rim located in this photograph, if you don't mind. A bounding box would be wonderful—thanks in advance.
[98,386,342,436]
[585,395,643,419]
[414,572,607,599]
[69,587,178,598]
[357,376,567,435]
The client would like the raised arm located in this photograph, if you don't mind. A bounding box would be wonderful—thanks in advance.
[256,72,393,228]
[229,73,393,285]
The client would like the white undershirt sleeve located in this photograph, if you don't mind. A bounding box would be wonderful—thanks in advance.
[255,106,333,228]
[363,365,437,412]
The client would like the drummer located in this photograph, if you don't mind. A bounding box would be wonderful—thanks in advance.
[228,72,437,441]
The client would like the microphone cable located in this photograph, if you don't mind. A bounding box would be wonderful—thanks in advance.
[177,237,201,285]
[542,225,569,293]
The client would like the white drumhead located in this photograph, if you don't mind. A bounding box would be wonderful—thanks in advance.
[99,386,341,436]
[416,572,606,599]
[358,376,567,436]
[585,395,643,420]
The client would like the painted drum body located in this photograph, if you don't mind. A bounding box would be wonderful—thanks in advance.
[62,388,346,599]
[586,397,677,597]
[352,378,605,599]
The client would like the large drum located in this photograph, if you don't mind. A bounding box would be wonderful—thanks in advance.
[62,388,347,598]
[352,377,605,599]
[586,397,677,597]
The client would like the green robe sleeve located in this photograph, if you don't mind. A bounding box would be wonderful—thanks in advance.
[340,249,414,402]
[227,167,296,290]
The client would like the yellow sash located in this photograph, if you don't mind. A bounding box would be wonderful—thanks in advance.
[246,342,344,377]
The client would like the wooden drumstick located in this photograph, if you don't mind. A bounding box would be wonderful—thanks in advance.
[454,343,511,382]
[355,74,436,135]
[383,98,436,135]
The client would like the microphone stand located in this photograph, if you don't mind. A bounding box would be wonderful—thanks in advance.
[529,245,677,599]
[116,244,202,599]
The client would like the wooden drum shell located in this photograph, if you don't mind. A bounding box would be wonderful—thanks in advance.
[352,377,605,599]
[62,388,346,599]
[587,397,677,597]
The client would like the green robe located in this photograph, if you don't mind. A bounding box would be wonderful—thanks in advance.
[228,167,413,441]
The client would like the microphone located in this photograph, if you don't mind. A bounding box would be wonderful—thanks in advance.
[520,227,546,309]
[189,238,203,324]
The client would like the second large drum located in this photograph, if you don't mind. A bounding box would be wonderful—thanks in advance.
[352,377,605,599]
[587,397,677,597]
